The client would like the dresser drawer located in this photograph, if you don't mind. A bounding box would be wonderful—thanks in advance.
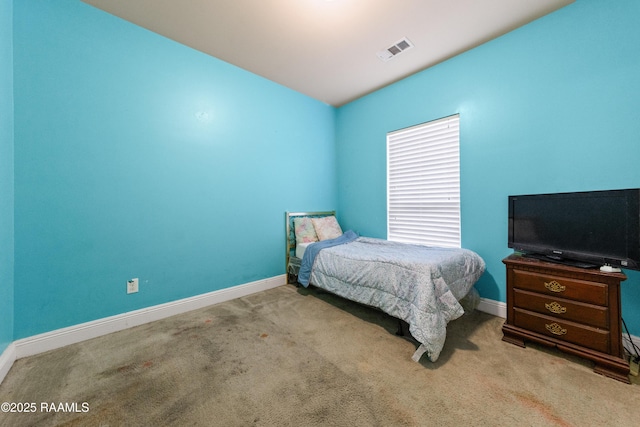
[513,308,610,353]
[512,269,607,306]
[513,289,608,329]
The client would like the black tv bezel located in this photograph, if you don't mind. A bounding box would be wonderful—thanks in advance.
[508,189,640,271]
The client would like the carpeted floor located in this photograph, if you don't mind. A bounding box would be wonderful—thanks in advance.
[0,284,638,426]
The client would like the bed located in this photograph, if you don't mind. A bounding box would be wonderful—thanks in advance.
[285,211,486,362]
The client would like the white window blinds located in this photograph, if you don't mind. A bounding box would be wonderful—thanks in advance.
[387,114,460,248]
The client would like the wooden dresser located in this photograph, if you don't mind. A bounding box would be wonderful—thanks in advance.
[502,254,630,383]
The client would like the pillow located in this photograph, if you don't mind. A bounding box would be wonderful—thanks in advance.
[294,217,318,244]
[312,216,343,241]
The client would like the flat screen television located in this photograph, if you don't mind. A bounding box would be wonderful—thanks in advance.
[508,189,640,271]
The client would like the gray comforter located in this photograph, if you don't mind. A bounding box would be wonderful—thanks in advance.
[308,237,485,362]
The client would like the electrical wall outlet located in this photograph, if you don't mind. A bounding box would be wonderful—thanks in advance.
[127,278,139,294]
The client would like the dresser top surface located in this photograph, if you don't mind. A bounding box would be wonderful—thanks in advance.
[503,253,627,281]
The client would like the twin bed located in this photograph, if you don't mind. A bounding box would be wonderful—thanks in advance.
[286,211,486,363]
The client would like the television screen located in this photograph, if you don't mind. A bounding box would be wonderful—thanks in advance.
[508,189,640,270]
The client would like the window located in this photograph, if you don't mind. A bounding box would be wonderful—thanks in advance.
[387,114,460,248]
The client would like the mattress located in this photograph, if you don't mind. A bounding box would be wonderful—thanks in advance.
[296,241,314,259]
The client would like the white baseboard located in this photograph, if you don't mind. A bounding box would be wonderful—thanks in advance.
[477,297,507,318]
[12,274,285,361]
[623,334,640,361]
[0,342,17,385]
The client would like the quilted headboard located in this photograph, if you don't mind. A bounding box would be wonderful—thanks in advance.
[285,210,335,274]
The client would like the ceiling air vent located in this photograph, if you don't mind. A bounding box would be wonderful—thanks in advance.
[376,37,414,62]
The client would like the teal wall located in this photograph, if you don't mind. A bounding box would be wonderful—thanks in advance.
[335,0,640,335]
[0,0,14,352]
[5,0,640,345]
[12,0,336,338]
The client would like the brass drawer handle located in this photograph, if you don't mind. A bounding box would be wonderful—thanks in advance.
[544,280,566,293]
[545,301,567,314]
[545,323,567,336]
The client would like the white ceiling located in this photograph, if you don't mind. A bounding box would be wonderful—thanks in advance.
[82,0,574,107]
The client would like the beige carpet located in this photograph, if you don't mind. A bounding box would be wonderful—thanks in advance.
[0,284,638,426]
